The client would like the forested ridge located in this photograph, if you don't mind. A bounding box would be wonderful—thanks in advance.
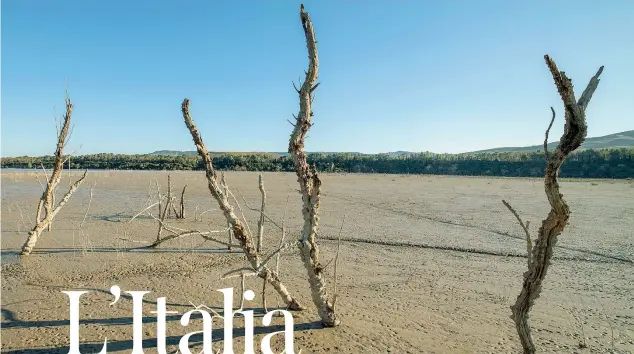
[2,148,633,178]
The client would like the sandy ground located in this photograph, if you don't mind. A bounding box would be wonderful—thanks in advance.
[1,170,633,353]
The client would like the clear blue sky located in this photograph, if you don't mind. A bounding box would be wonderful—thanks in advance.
[2,0,632,157]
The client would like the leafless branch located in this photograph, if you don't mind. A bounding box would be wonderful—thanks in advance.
[79,181,96,229]
[180,98,304,311]
[287,4,339,327]
[509,55,603,354]
[544,107,556,160]
[21,95,87,255]
[257,174,267,253]
[502,200,532,268]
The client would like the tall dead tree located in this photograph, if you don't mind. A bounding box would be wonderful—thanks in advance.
[21,96,87,255]
[504,55,603,353]
[288,5,340,327]
[181,99,304,311]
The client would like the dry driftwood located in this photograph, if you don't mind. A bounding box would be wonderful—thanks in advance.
[21,96,87,255]
[288,4,340,327]
[505,55,603,354]
[180,98,303,311]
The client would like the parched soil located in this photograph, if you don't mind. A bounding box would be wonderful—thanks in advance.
[1,170,633,353]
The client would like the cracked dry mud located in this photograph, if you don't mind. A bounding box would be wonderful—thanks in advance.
[2,171,633,353]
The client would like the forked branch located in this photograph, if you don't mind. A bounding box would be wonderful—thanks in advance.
[508,55,603,354]
[180,98,303,311]
[21,95,88,255]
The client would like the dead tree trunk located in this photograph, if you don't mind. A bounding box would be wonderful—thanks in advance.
[171,184,187,219]
[21,96,88,255]
[256,174,266,253]
[288,4,340,327]
[506,55,603,353]
[181,99,303,311]
[179,185,187,219]
[166,174,173,217]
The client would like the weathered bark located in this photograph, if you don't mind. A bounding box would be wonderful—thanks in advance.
[288,5,340,327]
[181,99,303,311]
[257,174,266,253]
[21,96,87,255]
[509,55,603,353]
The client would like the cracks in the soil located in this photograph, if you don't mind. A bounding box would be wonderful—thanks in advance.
[322,193,633,265]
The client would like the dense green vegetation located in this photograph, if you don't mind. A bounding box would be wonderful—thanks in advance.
[2,148,633,178]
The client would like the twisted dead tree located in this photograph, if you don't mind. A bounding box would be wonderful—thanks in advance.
[21,96,87,255]
[180,98,303,311]
[288,5,340,327]
[503,55,603,353]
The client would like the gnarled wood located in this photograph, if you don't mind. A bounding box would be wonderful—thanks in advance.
[288,4,339,327]
[509,55,603,353]
[21,96,87,255]
[181,98,303,311]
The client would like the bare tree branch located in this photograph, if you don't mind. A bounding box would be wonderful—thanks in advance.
[502,200,532,268]
[237,190,284,230]
[544,107,556,160]
[288,4,339,327]
[221,173,233,251]
[509,55,603,354]
[257,174,266,253]
[332,214,345,310]
[180,98,304,311]
[21,95,87,255]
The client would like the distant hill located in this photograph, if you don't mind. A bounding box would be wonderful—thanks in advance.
[470,130,634,154]
[148,130,633,157]
[149,150,199,156]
